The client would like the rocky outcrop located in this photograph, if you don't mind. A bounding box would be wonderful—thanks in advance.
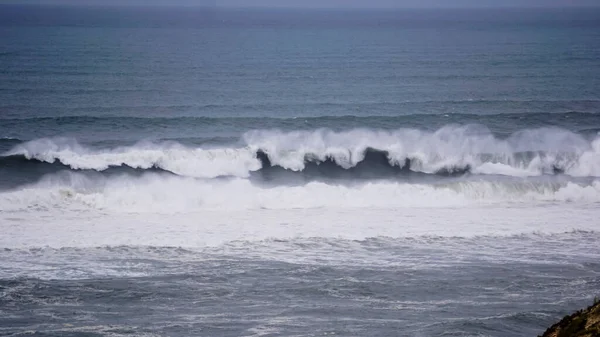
[540,299,600,337]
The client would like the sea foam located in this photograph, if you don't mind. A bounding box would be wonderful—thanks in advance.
[4,126,600,178]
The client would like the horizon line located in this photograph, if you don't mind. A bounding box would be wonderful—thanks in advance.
[2,3,600,9]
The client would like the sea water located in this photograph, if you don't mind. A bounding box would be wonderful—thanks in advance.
[0,6,599,336]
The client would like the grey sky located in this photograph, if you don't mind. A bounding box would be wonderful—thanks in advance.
[221,0,600,8]
[1,0,599,8]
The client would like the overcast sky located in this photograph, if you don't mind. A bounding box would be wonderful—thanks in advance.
[1,0,599,8]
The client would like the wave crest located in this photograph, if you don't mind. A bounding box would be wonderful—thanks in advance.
[3,126,600,179]
[4,137,261,179]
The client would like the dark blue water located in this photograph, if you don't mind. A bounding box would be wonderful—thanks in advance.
[0,5,599,337]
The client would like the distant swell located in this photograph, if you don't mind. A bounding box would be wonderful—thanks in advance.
[2,126,600,180]
[0,137,22,146]
[2,112,600,136]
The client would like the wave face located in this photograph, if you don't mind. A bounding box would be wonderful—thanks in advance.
[3,126,600,180]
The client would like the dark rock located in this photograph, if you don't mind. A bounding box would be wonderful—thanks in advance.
[540,299,600,337]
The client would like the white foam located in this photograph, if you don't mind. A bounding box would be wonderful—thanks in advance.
[1,172,599,213]
[1,171,599,249]
[6,137,261,179]
[245,126,599,177]
[0,197,598,249]
[5,126,600,178]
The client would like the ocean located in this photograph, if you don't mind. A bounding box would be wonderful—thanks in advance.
[1,5,599,336]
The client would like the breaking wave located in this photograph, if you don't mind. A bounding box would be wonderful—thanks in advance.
[2,125,600,179]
